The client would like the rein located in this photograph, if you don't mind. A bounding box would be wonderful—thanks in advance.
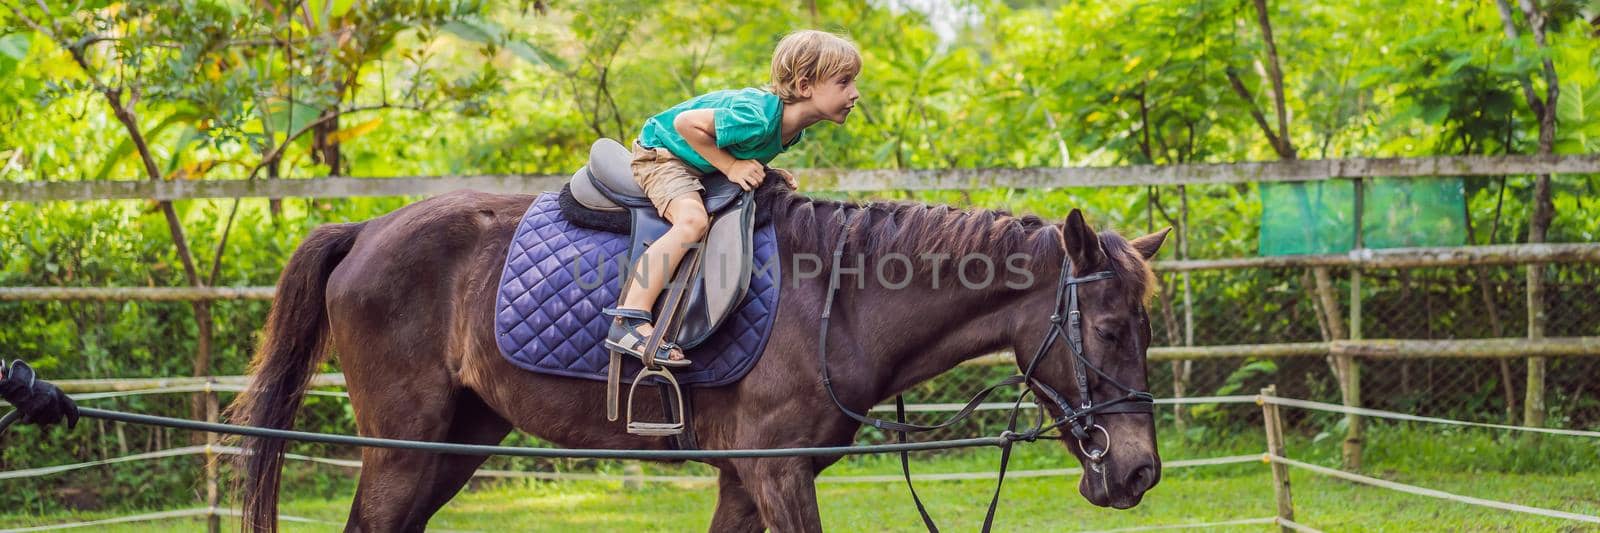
[815,219,1153,532]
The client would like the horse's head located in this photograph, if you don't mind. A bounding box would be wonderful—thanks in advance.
[1012,209,1169,509]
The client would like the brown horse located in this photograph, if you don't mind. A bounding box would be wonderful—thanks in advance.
[231,177,1169,532]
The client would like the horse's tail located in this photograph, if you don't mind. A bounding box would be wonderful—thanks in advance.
[227,221,365,532]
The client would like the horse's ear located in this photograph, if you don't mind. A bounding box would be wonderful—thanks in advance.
[1062,209,1106,273]
[1129,227,1172,260]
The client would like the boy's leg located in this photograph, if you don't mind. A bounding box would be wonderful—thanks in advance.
[617,195,710,358]
[610,144,707,362]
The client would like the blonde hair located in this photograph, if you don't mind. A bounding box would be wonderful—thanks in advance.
[770,30,861,103]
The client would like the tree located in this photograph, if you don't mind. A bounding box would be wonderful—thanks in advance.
[1494,0,1561,427]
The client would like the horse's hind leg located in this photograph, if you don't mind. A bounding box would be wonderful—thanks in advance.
[343,386,510,533]
[411,390,512,524]
[343,404,453,531]
[339,351,462,533]
[709,469,763,533]
[344,420,450,532]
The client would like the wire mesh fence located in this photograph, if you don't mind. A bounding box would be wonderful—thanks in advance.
[901,261,1600,442]
[3,259,1598,510]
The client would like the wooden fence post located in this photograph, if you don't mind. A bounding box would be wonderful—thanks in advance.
[1343,178,1364,471]
[1175,184,1194,432]
[1526,261,1548,427]
[1260,385,1295,532]
[205,378,220,533]
[623,461,644,490]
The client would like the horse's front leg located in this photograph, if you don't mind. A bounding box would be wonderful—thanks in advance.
[737,457,824,533]
[708,469,764,532]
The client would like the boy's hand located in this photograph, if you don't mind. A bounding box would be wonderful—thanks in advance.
[724,159,765,191]
[772,168,798,189]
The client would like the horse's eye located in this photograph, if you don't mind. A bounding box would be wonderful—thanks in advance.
[1094,327,1118,342]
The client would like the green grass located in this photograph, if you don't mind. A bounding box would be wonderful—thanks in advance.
[4,424,1598,532]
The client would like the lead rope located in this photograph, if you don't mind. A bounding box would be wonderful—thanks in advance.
[981,255,1071,531]
[816,213,942,531]
[817,216,1029,435]
[897,396,940,532]
[819,214,936,531]
[815,219,1135,532]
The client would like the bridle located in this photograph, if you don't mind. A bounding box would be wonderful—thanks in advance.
[816,218,1154,532]
[1019,250,1155,462]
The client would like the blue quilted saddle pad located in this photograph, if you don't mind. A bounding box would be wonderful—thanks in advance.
[494,192,780,387]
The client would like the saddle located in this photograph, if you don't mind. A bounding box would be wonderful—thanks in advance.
[566,138,758,438]
[567,138,758,349]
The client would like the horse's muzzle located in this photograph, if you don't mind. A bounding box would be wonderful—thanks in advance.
[1079,454,1160,509]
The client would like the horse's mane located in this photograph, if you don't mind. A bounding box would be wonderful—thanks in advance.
[755,176,1153,302]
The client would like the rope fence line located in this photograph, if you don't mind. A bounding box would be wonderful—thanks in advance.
[0,445,211,480]
[64,382,1595,437]
[64,387,1600,439]
[869,395,1258,413]
[20,407,1008,460]
[808,455,1261,484]
[0,507,338,533]
[0,508,213,533]
[1077,517,1281,533]
[5,391,1596,530]
[70,384,348,401]
[1275,517,1322,533]
[0,436,1260,483]
[49,373,346,394]
[59,378,1250,411]
[1269,455,1600,525]
[56,379,1245,411]
[1258,396,1600,439]
[51,375,1257,410]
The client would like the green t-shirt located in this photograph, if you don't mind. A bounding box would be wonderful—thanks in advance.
[637,88,803,174]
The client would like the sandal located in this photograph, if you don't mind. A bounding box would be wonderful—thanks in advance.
[602,308,692,368]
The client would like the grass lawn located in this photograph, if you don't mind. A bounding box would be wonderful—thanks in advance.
[4,424,1598,531]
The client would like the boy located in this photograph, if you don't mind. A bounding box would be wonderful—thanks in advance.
[604,30,861,367]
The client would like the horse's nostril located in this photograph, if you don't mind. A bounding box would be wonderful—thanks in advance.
[1128,464,1158,492]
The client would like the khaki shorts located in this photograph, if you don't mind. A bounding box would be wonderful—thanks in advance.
[631,143,706,215]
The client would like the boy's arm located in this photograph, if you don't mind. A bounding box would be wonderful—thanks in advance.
[674,109,766,191]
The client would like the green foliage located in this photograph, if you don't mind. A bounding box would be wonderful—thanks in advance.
[1,0,1599,518]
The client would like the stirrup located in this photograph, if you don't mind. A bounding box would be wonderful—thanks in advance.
[626,366,685,436]
[602,308,691,368]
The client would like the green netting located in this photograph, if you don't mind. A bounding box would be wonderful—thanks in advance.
[1258,178,1466,256]
[1362,178,1470,249]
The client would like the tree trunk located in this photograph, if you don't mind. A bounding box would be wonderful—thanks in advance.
[1252,0,1296,160]
[267,156,283,222]
[312,107,343,175]
[1239,0,1361,466]
[98,88,213,429]
[1463,182,1517,421]
[190,301,213,445]
[1496,0,1560,427]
